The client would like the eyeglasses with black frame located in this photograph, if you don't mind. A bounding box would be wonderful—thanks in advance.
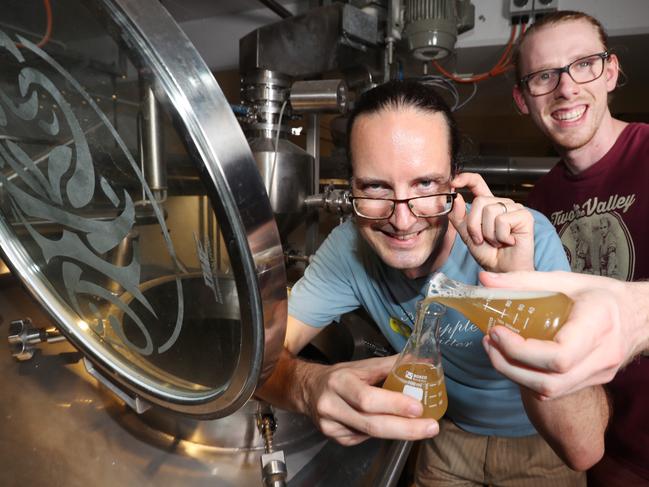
[520,51,609,97]
[349,192,457,220]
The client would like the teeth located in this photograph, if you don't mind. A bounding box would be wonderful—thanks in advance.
[554,107,585,121]
[392,232,417,240]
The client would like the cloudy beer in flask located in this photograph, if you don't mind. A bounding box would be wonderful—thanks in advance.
[383,302,448,420]
[425,273,573,340]
[383,362,448,419]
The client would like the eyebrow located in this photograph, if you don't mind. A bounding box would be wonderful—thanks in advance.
[530,51,605,72]
[352,176,387,187]
[353,174,451,187]
[415,174,451,185]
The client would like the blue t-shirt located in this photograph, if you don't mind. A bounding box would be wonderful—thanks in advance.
[289,208,570,437]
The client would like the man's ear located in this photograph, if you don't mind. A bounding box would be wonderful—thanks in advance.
[605,53,620,92]
[512,85,530,115]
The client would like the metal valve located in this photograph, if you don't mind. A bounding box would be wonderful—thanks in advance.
[304,184,353,215]
[257,403,288,487]
[7,318,65,361]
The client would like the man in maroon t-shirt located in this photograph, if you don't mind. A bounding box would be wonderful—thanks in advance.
[482,10,649,485]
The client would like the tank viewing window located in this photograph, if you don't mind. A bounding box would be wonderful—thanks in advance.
[0,0,286,415]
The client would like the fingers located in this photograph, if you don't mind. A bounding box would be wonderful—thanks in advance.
[482,286,621,377]
[448,192,504,245]
[484,333,617,399]
[309,356,441,443]
[485,326,573,372]
[451,173,532,247]
[318,418,370,446]
[333,359,425,417]
[320,413,439,445]
[346,355,399,385]
[479,270,588,294]
[448,191,467,233]
[480,270,625,299]
[482,335,551,390]
[480,270,545,290]
[492,205,530,247]
[469,198,526,246]
[482,334,577,398]
[449,193,496,246]
[479,273,633,398]
[483,295,622,398]
[451,173,526,247]
[448,191,528,249]
[451,172,493,197]
[477,202,502,246]
[486,297,604,375]
[317,382,440,442]
[449,192,485,250]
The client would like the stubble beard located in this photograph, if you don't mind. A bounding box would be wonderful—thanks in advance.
[372,217,450,277]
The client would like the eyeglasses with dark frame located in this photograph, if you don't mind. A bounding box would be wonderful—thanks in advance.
[520,51,610,97]
[349,192,457,220]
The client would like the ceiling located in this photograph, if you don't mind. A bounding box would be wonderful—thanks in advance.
[160,0,303,21]
[158,0,649,113]
[20,0,642,161]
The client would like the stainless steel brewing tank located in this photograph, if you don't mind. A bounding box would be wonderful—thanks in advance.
[249,136,315,239]
[0,280,405,486]
[0,0,287,437]
[0,1,409,486]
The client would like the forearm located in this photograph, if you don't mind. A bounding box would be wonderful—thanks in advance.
[254,348,322,414]
[521,385,609,471]
[626,281,649,357]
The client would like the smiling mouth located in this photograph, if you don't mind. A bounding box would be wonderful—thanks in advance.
[380,229,423,241]
[552,106,586,122]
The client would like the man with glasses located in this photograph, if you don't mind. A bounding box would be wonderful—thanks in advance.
[257,79,607,485]
[497,10,649,485]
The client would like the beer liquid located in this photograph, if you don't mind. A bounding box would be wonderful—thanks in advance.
[427,292,573,340]
[383,362,448,420]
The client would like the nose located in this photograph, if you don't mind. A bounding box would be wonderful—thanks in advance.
[554,70,579,98]
[389,200,418,229]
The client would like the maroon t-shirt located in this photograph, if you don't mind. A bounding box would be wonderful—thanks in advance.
[528,122,649,480]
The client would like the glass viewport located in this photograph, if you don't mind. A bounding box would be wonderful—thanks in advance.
[424,273,573,340]
[0,3,241,403]
[383,301,448,420]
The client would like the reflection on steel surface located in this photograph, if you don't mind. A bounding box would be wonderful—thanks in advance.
[0,283,404,486]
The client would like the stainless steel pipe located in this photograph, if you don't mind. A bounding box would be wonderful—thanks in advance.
[290,79,348,114]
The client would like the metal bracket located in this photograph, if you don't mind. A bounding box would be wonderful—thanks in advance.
[83,358,151,414]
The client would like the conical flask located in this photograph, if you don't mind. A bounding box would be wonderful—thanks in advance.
[383,301,448,420]
[424,273,573,340]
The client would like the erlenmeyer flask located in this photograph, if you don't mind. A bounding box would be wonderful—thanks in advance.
[383,301,448,420]
[425,273,573,340]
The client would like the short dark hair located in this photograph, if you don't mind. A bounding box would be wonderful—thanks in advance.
[513,10,611,82]
[346,79,462,177]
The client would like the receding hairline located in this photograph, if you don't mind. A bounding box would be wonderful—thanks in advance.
[344,79,463,177]
[348,105,452,167]
[351,103,449,126]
